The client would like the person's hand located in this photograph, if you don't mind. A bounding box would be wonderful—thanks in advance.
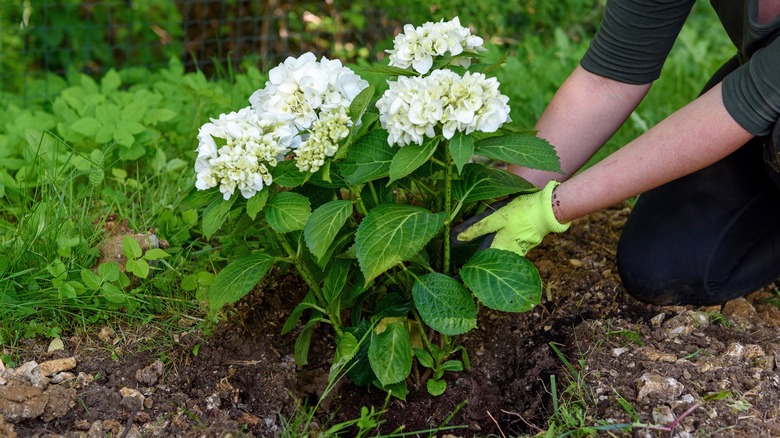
[452,180,570,256]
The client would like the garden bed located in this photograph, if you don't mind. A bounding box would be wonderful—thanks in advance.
[3,203,780,437]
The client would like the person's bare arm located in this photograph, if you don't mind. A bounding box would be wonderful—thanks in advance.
[509,65,651,186]
[552,81,754,223]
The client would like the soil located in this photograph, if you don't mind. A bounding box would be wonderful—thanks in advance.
[3,203,780,438]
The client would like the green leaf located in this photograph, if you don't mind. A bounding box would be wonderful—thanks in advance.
[181,187,221,210]
[207,254,274,315]
[474,134,561,172]
[453,163,535,204]
[100,283,126,304]
[368,318,412,386]
[101,69,121,93]
[113,127,135,147]
[265,192,312,233]
[81,269,102,290]
[460,249,541,312]
[323,258,351,306]
[272,160,309,187]
[449,132,474,174]
[126,259,150,279]
[388,137,439,184]
[146,108,177,123]
[245,190,269,220]
[294,314,323,366]
[330,332,360,379]
[355,205,446,284]
[412,273,477,336]
[122,236,143,259]
[427,378,447,396]
[202,194,236,239]
[71,117,102,136]
[413,348,434,368]
[340,130,395,185]
[97,261,120,283]
[361,65,418,76]
[349,85,375,123]
[304,200,353,262]
[281,292,318,335]
[143,248,169,261]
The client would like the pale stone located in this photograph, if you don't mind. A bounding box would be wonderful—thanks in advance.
[636,373,684,402]
[639,346,677,363]
[652,405,676,425]
[38,357,76,377]
[722,298,757,329]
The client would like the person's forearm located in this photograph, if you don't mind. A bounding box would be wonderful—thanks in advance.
[510,66,651,186]
[552,82,755,223]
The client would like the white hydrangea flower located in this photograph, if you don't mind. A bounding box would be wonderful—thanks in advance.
[294,106,353,173]
[376,70,510,147]
[249,52,369,132]
[194,107,292,200]
[387,17,485,75]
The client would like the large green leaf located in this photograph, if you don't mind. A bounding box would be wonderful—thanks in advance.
[272,160,309,187]
[265,192,312,233]
[474,134,561,172]
[453,163,535,204]
[202,195,236,239]
[207,253,275,315]
[349,85,375,123]
[449,132,474,174]
[245,190,269,220]
[304,200,353,262]
[340,130,395,185]
[323,258,351,306]
[368,318,412,386]
[460,249,541,312]
[388,137,439,184]
[412,273,477,335]
[355,205,446,284]
[330,332,360,379]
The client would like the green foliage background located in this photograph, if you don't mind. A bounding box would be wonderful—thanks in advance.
[0,0,733,350]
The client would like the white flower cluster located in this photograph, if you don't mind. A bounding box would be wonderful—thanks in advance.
[248,52,368,172]
[195,53,368,200]
[387,17,484,75]
[195,107,293,200]
[376,69,510,147]
[294,106,353,172]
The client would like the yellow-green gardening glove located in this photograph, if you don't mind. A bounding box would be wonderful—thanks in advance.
[453,180,570,256]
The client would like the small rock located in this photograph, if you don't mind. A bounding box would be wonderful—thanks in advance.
[661,311,709,339]
[0,415,17,438]
[639,346,677,363]
[569,259,583,268]
[50,372,76,384]
[636,373,684,402]
[41,385,76,422]
[12,362,49,388]
[0,381,48,421]
[755,303,780,328]
[721,298,757,329]
[612,347,629,357]
[38,357,76,377]
[652,405,676,425]
[135,360,164,386]
[206,393,221,410]
[650,313,666,327]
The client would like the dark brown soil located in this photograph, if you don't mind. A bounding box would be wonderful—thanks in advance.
[4,203,780,437]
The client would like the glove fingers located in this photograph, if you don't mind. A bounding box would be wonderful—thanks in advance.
[451,198,512,246]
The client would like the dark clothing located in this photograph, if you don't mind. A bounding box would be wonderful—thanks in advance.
[580,0,780,305]
[581,0,780,136]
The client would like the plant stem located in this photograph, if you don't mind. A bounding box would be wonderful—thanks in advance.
[276,234,332,321]
[443,142,453,275]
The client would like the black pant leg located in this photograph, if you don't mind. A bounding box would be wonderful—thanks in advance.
[616,136,780,305]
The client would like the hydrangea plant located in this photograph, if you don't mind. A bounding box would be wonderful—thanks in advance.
[189,17,561,398]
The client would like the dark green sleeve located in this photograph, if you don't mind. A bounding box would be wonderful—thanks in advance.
[581,0,696,84]
[722,36,780,136]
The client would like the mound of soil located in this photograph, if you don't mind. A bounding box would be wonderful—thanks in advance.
[3,203,780,437]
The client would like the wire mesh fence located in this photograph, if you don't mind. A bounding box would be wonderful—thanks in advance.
[1,0,602,103]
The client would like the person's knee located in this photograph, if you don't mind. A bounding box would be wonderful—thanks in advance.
[616,247,691,305]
